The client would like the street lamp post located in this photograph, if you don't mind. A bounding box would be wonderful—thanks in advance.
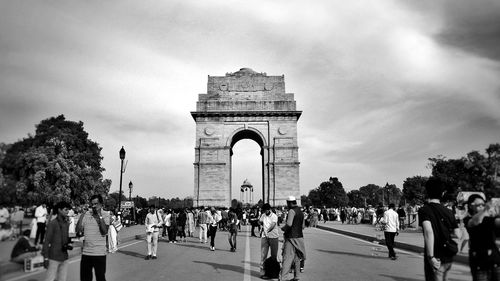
[118,146,126,213]
[129,181,135,223]
[128,181,133,201]
[383,182,389,206]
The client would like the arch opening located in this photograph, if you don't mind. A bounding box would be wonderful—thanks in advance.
[229,129,265,206]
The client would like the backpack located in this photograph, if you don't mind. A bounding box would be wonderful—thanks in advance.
[263,257,280,278]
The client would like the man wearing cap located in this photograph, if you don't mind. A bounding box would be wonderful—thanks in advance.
[280,196,306,281]
[259,203,279,278]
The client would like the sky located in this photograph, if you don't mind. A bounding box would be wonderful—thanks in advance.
[1,0,499,202]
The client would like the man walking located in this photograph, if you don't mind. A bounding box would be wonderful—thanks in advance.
[42,201,72,281]
[76,195,110,281]
[418,177,459,281]
[198,207,209,244]
[34,203,48,245]
[280,196,306,281]
[259,203,279,278]
[383,203,400,260]
[144,205,162,260]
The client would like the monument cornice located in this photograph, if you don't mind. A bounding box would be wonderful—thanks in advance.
[191,110,302,120]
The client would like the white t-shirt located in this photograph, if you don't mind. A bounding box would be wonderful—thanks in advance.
[35,206,47,223]
[259,212,279,239]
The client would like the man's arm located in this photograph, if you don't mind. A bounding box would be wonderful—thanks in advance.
[96,214,108,235]
[75,213,85,235]
[42,222,53,258]
[422,220,440,269]
[281,209,295,233]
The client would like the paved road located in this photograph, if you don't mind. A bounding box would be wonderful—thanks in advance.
[2,226,472,281]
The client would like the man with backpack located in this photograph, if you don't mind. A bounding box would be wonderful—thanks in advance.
[259,203,279,279]
[418,177,459,281]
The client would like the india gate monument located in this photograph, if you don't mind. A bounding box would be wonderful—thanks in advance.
[191,68,302,207]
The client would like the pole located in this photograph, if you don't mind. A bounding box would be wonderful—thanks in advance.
[118,158,124,213]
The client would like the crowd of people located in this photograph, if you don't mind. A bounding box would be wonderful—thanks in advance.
[3,179,500,281]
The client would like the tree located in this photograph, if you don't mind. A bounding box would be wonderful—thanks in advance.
[300,195,312,208]
[308,177,348,207]
[402,176,427,205]
[428,143,500,200]
[0,115,111,205]
[358,184,382,207]
[347,190,364,207]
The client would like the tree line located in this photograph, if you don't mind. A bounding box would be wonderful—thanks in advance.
[302,143,500,208]
[1,115,498,209]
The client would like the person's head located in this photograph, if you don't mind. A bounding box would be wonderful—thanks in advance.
[54,201,71,218]
[467,194,486,215]
[388,203,395,210]
[286,196,297,209]
[149,205,156,213]
[425,177,446,200]
[262,203,272,215]
[22,229,31,237]
[210,207,216,213]
[90,194,104,213]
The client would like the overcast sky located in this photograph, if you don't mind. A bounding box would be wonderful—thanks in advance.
[1,0,499,201]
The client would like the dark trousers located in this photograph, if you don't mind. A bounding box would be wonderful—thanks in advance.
[168,226,177,242]
[209,225,217,247]
[384,231,396,258]
[228,230,237,250]
[35,222,46,245]
[81,255,107,281]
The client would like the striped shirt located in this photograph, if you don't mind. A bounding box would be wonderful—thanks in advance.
[80,210,110,256]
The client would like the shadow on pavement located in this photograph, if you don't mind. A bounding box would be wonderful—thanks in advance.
[193,260,252,275]
[317,249,386,259]
[378,274,422,281]
[116,249,147,259]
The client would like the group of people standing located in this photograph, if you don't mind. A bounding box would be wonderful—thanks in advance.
[142,196,306,281]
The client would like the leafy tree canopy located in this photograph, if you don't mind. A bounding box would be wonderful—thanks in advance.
[402,176,427,205]
[307,177,348,208]
[0,115,110,205]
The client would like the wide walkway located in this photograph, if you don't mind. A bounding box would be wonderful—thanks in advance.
[315,220,469,265]
[1,220,470,278]
[0,224,145,278]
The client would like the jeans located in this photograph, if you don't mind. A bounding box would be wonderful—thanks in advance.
[424,257,452,281]
[44,259,68,281]
[80,255,107,281]
[199,224,207,242]
[384,231,396,258]
[209,225,217,247]
[261,237,279,268]
[35,222,46,245]
[472,265,500,281]
[168,226,177,242]
[146,231,159,256]
[228,230,237,250]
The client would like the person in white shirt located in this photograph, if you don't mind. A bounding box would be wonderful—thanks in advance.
[259,203,279,278]
[208,207,221,251]
[383,203,400,260]
[144,205,162,260]
[34,203,48,245]
[0,204,10,229]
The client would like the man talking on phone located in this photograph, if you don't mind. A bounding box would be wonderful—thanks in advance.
[76,195,110,281]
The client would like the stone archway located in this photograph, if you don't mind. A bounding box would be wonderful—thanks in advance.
[191,68,301,207]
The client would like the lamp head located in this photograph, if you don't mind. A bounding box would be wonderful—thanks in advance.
[119,146,126,160]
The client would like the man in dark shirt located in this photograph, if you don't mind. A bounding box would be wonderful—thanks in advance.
[42,201,71,281]
[11,229,41,264]
[280,196,306,281]
[418,177,459,281]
